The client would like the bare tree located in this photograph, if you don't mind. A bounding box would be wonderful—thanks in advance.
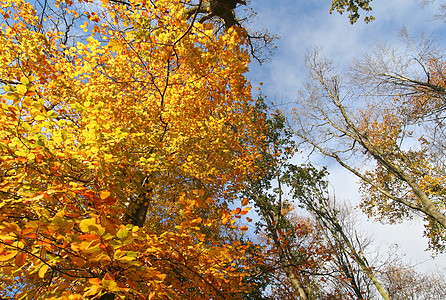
[381,263,446,300]
[285,165,390,300]
[292,41,446,252]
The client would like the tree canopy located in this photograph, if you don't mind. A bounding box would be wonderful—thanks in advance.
[0,0,268,298]
[1,0,444,299]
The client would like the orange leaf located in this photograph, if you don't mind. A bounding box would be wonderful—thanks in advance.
[89,278,102,285]
[103,272,115,281]
[49,166,61,176]
[78,233,100,241]
[0,251,18,262]
[15,252,26,267]
[100,190,111,200]
[104,197,116,205]
[231,207,241,215]
[240,207,251,215]
[241,198,249,206]
[72,256,86,267]
[192,217,202,224]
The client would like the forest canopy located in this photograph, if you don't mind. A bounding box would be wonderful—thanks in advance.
[0,0,445,299]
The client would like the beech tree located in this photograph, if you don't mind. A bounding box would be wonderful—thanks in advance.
[0,0,405,298]
[0,0,269,298]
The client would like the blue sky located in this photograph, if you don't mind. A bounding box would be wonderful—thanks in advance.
[248,0,444,101]
[244,0,446,271]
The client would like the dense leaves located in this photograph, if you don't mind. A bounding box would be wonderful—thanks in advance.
[0,0,267,298]
[241,107,390,299]
[1,0,442,299]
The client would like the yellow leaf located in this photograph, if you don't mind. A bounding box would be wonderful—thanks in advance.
[90,253,111,263]
[116,227,129,239]
[0,251,18,262]
[79,218,98,233]
[18,190,33,197]
[117,254,135,262]
[16,84,27,95]
[102,279,120,292]
[30,108,41,117]
[156,273,167,281]
[83,284,103,297]
[38,264,49,278]
[20,76,30,85]
[34,114,46,121]
[4,93,19,100]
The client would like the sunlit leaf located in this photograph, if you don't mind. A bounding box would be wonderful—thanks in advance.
[38,264,49,278]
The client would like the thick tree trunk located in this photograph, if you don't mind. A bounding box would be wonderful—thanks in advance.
[125,194,151,228]
[98,293,115,300]
[186,0,246,28]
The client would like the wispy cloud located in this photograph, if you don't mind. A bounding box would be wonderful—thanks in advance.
[248,0,444,102]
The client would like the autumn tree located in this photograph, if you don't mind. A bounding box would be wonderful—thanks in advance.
[0,0,409,298]
[283,164,390,300]
[292,43,446,253]
[308,200,381,300]
[241,107,387,299]
[241,109,331,300]
[0,0,271,298]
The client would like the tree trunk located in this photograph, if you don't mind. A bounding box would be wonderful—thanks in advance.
[284,266,309,300]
